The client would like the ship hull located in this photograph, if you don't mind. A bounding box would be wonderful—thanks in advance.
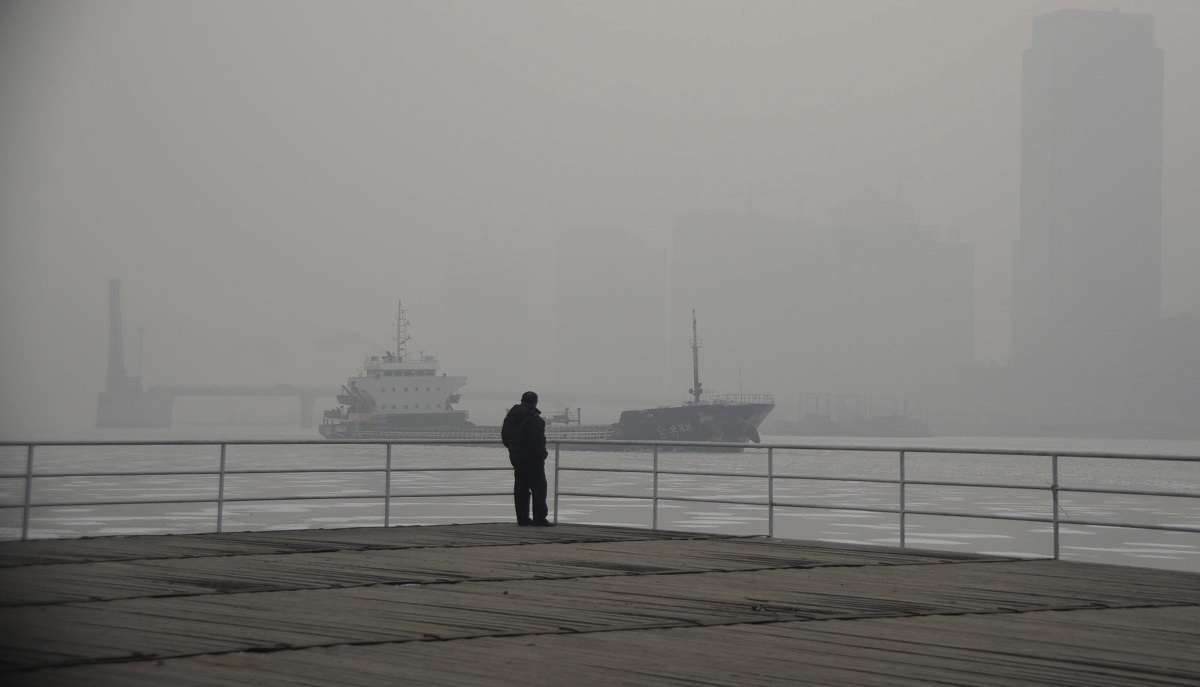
[608,402,774,445]
[319,411,472,439]
[317,402,773,448]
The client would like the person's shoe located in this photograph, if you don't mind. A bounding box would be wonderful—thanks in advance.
[529,520,555,527]
[517,520,534,526]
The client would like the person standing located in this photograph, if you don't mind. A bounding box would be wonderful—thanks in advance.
[501,391,553,526]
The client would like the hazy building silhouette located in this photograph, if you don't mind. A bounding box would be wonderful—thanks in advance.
[668,191,973,417]
[955,9,1200,438]
[1012,9,1163,373]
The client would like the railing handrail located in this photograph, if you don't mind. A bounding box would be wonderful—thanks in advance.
[2,439,1197,568]
[2,438,1197,461]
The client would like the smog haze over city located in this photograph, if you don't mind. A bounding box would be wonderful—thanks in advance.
[1,0,1198,440]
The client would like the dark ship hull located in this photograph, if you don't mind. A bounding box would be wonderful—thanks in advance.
[608,395,774,444]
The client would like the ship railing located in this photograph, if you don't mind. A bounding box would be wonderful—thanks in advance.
[1,439,1197,569]
[703,393,775,405]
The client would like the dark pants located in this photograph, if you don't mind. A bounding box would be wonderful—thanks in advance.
[510,456,548,524]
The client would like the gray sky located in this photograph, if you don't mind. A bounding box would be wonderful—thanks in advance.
[1,1,1198,437]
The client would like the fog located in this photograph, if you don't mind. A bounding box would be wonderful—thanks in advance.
[1,1,1198,438]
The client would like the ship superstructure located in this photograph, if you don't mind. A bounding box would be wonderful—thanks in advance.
[319,301,469,439]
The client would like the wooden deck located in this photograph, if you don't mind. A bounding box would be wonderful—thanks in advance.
[1,523,1198,686]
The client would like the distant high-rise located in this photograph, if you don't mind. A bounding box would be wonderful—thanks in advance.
[1012,9,1163,370]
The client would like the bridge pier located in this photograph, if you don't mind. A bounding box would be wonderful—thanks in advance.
[300,396,314,429]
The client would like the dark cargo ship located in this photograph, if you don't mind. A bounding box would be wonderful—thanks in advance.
[605,311,774,445]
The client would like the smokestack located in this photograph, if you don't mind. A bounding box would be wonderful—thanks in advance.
[106,278,127,393]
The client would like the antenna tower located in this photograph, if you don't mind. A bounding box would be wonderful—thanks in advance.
[395,300,411,362]
[688,310,704,404]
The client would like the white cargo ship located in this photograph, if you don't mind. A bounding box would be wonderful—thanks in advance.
[318,301,471,439]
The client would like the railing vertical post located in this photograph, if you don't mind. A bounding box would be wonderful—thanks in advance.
[216,443,227,533]
[1052,454,1060,560]
[898,450,906,549]
[552,442,561,524]
[652,444,660,530]
[21,445,34,541]
[767,447,775,538]
[384,443,393,528]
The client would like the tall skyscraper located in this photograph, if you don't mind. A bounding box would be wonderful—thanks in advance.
[1012,9,1163,371]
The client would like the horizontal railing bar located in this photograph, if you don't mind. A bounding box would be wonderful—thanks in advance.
[767,474,899,485]
[3,497,228,508]
[562,469,893,485]
[900,509,1200,533]
[3,439,1198,462]
[558,466,656,475]
[556,491,653,501]
[385,466,510,473]
[1058,486,1200,499]
[1060,521,1200,535]
[768,501,901,515]
[769,503,1056,522]
[201,494,385,503]
[902,479,1048,491]
[388,491,511,499]
[648,495,770,507]
[2,469,383,479]
[560,492,769,508]
[1059,519,1200,534]
[902,508,1051,523]
[0,466,512,479]
[210,468,387,476]
[744,446,1200,461]
[2,490,517,509]
[0,470,223,478]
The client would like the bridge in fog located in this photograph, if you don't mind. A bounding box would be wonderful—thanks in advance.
[150,385,341,428]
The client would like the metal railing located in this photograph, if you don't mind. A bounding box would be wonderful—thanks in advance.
[1,439,1197,565]
[553,440,1200,559]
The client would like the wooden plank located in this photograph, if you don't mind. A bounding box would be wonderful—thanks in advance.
[0,531,1011,607]
[24,608,1198,687]
[4,558,1198,671]
[1,524,1197,686]
[0,523,730,568]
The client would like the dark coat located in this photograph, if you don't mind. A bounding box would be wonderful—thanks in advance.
[501,402,547,462]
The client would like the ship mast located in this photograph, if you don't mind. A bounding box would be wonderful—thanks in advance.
[688,309,703,404]
[395,300,411,362]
